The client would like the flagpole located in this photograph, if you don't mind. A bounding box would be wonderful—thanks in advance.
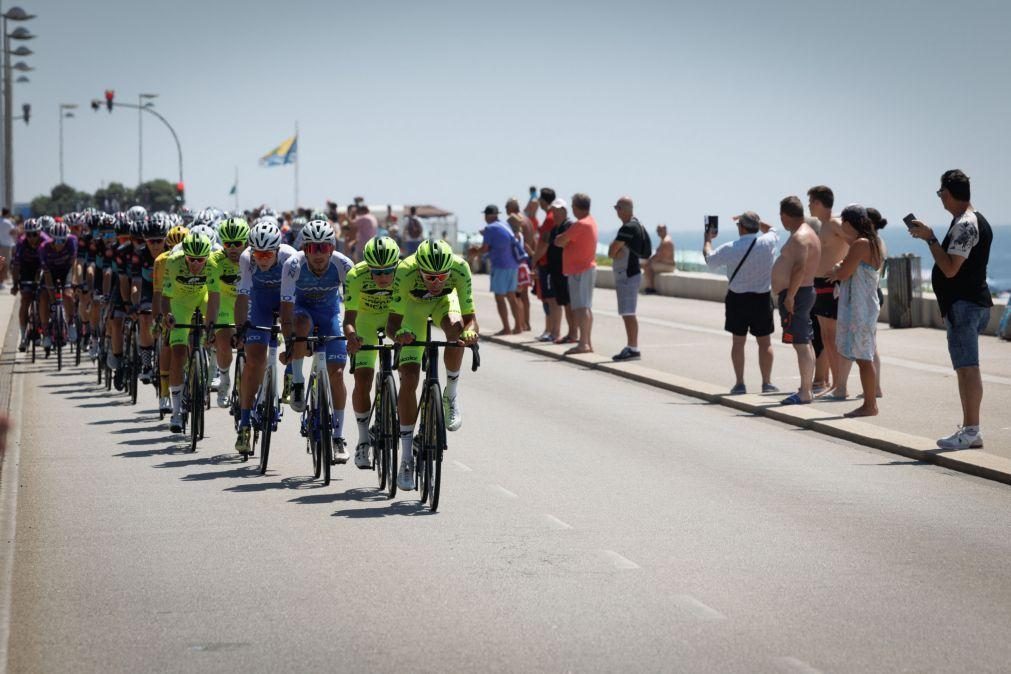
[234,165,239,211]
[293,120,300,210]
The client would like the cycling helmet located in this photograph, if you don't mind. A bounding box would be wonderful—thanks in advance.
[415,239,455,274]
[129,219,145,239]
[218,218,250,244]
[259,206,278,219]
[51,222,70,241]
[178,207,195,226]
[290,216,307,231]
[181,232,212,259]
[23,218,40,234]
[248,221,283,251]
[165,225,189,248]
[36,215,56,233]
[145,213,170,239]
[363,236,401,269]
[309,210,328,223]
[193,208,216,228]
[127,205,148,224]
[254,214,279,228]
[188,223,219,246]
[301,220,336,246]
[100,213,117,230]
[115,214,133,237]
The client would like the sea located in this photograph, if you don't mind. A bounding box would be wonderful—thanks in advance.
[598,223,1011,297]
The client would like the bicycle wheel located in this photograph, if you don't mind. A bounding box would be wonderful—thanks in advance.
[196,349,208,440]
[230,354,243,431]
[380,374,399,498]
[55,307,64,372]
[128,330,139,405]
[422,381,444,511]
[75,318,82,367]
[189,351,202,452]
[307,375,322,479]
[258,372,274,475]
[318,379,332,486]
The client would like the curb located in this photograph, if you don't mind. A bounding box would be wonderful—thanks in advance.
[484,334,1011,487]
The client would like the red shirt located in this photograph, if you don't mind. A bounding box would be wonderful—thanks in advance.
[562,215,598,276]
[535,210,554,267]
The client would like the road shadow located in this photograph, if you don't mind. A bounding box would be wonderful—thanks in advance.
[117,435,179,446]
[76,400,127,408]
[331,499,435,518]
[288,487,386,506]
[114,444,191,458]
[91,416,160,426]
[222,474,325,492]
[38,381,92,389]
[155,454,239,469]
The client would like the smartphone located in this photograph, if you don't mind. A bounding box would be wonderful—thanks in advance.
[529,186,537,197]
[704,215,718,237]
[903,213,917,229]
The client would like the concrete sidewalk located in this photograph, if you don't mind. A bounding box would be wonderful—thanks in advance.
[473,283,1011,485]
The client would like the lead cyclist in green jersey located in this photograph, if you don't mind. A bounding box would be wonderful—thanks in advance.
[388,239,480,491]
[206,218,249,408]
[344,236,400,469]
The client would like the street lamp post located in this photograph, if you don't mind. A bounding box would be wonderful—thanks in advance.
[59,103,77,184]
[138,92,157,184]
[1,6,36,208]
[92,96,184,188]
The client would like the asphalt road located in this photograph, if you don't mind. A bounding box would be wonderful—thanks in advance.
[4,340,1010,673]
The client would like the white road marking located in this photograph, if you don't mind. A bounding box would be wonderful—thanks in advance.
[488,484,518,499]
[452,460,472,472]
[542,514,572,530]
[773,656,823,673]
[671,594,726,620]
[600,550,639,570]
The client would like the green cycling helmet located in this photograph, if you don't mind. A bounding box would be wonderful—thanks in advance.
[415,239,454,274]
[218,217,250,244]
[363,236,401,269]
[181,232,212,258]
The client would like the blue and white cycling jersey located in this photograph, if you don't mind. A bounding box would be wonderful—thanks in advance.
[237,244,298,297]
[280,250,353,308]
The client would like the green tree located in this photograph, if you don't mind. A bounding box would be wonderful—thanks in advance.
[30,183,93,216]
[94,182,134,213]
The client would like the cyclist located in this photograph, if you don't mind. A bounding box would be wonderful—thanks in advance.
[343,236,400,469]
[206,217,249,407]
[88,213,117,360]
[284,216,307,250]
[389,239,480,490]
[279,219,353,463]
[161,232,216,433]
[103,213,137,390]
[152,224,189,414]
[39,221,79,347]
[233,221,296,455]
[10,217,51,351]
[129,213,168,384]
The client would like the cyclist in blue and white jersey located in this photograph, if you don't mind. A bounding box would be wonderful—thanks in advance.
[279,220,353,463]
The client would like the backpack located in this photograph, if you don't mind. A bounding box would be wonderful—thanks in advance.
[627,220,652,259]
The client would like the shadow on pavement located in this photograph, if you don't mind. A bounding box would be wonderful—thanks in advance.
[288,487,386,506]
[331,499,435,518]
[91,416,160,426]
[117,436,179,446]
[222,474,323,492]
[114,444,190,458]
[155,454,239,469]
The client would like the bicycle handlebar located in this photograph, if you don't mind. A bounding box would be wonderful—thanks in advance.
[395,341,481,372]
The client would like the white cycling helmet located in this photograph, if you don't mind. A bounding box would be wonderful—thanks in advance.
[248,221,283,251]
[23,217,41,234]
[127,205,148,224]
[37,215,56,234]
[187,223,219,246]
[51,222,70,241]
[301,219,336,246]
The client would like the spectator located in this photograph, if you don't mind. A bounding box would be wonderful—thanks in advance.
[908,169,993,450]
[704,210,779,394]
[643,224,675,294]
[865,207,888,397]
[555,192,598,355]
[352,204,378,262]
[530,188,563,342]
[0,208,14,289]
[608,196,649,361]
[808,185,851,399]
[480,204,523,335]
[773,196,822,405]
[827,205,885,418]
[403,206,424,255]
[507,212,533,332]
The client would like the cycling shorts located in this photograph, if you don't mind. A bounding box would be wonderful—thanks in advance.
[351,311,387,371]
[294,302,347,364]
[245,289,281,347]
[396,293,461,367]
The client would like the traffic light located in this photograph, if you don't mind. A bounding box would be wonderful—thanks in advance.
[176,182,185,206]
[91,100,100,112]
[21,103,29,125]
[105,89,115,113]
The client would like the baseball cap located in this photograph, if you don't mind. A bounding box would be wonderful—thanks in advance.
[550,198,568,209]
[482,204,499,215]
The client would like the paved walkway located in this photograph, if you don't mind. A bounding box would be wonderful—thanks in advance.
[472,280,1011,463]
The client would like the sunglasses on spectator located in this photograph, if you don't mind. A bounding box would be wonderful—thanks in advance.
[185,256,207,265]
[305,243,333,255]
[252,249,276,260]
[370,266,397,276]
[936,188,945,197]
[421,271,449,283]
[222,241,244,248]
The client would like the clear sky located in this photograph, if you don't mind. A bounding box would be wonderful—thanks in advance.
[13,0,1011,236]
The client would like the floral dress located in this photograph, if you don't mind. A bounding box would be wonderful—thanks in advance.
[836,261,881,361]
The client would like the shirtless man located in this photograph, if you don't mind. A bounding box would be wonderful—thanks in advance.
[808,185,852,398]
[643,224,675,294]
[773,196,822,405]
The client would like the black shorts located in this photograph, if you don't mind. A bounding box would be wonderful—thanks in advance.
[537,266,554,300]
[724,291,774,337]
[49,267,73,287]
[548,270,570,307]
[811,277,838,320]
[778,287,816,345]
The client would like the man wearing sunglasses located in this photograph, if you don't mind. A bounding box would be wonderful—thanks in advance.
[279,220,354,463]
[128,215,169,384]
[205,218,250,408]
[161,233,218,433]
[39,221,80,349]
[233,221,297,456]
[11,217,51,351]
[344,236,401,468]
[101,214,138,390]
[388,239,480,491]
[153,224,190,414]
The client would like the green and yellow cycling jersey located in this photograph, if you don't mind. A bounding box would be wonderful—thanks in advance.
[207,249,241,303]
[389,253,474,317]
[345,261,395,316]
[161,250,217,302]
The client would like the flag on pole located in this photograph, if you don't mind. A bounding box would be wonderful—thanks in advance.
[228,183,237,195]
[259,135,298,167]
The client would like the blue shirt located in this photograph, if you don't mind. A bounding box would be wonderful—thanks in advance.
[482,220,520,270]
[237,244,298,295]
[280,250,353,307]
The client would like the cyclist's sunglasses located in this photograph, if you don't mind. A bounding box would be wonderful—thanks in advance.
[369,265,397,276]
[421,271,450,283]
[252,249,276,260]
[222,241,245,248]
[185,256,207,265]
[305,243,333,255]
[25,231,40,237]
[145,238,165,245]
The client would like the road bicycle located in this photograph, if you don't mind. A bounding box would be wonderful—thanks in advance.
[173,308,233,453]
[245,318,283,472]
[351,332,399,499]
[45,285,69,371]
[291,329,347,487]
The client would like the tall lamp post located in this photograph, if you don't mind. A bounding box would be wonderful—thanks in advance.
[92,94,184,189]
[138,92,157,184]
[59,103,76,184]
[1,6,36,208]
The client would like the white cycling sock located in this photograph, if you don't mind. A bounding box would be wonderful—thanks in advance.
[964,425,980,436]
[399,425,414,464]
[445,370,461,399]
[291,358,305,384]
[170,385,182,415]
[356,412,370,445]
[331,409,345,439]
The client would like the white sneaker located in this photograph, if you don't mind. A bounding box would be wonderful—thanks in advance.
[443,393,462,432]
[159,396,172,414]
[68,324,78,343]
[397,460,415,491]
[354,442,371,469]
[332,437,350,465]
[42,335,52,350]
[936,427,983,450]
[169,414,184,434]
